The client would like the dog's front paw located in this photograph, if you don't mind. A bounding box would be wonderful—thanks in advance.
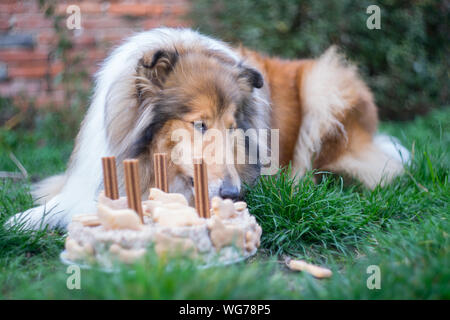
[5,204,69,231]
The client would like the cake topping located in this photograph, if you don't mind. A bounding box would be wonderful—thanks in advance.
[154,232,197,258]
[149,190,204,227]
[234,201,247,212]
[142,200,163,216]
[109,244,146,264]
[63,155,262,267]
[245,230,260,253]
[211,196,237,219]
[208,217,245,251]
[153,205,204,227]
[98,191,128,210]
[149,188,188,206]
[71,214,101,227]
[97,203,143,230]
[65,237,94,261]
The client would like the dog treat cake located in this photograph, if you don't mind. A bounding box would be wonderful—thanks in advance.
[62,154,262,268]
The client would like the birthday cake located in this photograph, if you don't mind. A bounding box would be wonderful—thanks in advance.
[61,155,262,268]
[63,188,262,268]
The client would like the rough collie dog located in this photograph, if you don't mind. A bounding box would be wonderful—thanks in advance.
[8,28,408,230]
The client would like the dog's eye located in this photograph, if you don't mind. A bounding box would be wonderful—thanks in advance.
[192,121,207,133]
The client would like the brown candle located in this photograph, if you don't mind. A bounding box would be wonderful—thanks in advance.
[193,158,210,218]
[101,156,119,200]
[153,153,168,192]
[123,159,144,222]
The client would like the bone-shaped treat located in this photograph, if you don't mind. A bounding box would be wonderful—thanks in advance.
[149,188,188,206]
[65,237,94,261]
[287,259,333,278]
[97,203,143,230]
[244,230,261,252]
[234,201,247,212]
[72,214,101,227]
[109,244,146,264]
[153,206,204,227]
[142,200,163,216]
[98,191,128,210]
[211,196,236,219]
[154,232,197,257]
[208,217,245,250]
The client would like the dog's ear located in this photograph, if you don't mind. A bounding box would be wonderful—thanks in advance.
[136,50,179,93]
[238,66,264,89]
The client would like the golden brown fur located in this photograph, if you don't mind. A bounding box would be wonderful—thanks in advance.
[239,46,403,187]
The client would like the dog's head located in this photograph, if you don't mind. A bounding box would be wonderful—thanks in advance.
[112,47,264,203]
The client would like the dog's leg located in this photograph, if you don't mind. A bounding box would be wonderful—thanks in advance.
[6,134,105,230]
[6,195,73,230]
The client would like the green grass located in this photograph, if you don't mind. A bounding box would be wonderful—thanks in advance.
[0,101,448,299]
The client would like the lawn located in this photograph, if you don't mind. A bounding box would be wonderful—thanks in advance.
[0,100,448,299]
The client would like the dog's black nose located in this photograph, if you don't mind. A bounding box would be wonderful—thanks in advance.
[219,181,240,200]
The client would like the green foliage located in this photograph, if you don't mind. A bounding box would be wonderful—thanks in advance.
[190,0,449,120]
[1,253,294,299]
[245,107,449,258]
[246,171,367,257]
[38,0,91,110]
[297,212,450,299]
[0,97,76,180]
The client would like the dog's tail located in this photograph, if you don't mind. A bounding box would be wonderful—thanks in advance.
[374,134,411,166]
[31,174,67,205]
[294,46,410,188]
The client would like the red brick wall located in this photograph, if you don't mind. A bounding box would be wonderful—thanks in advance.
[0,0,190,108]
